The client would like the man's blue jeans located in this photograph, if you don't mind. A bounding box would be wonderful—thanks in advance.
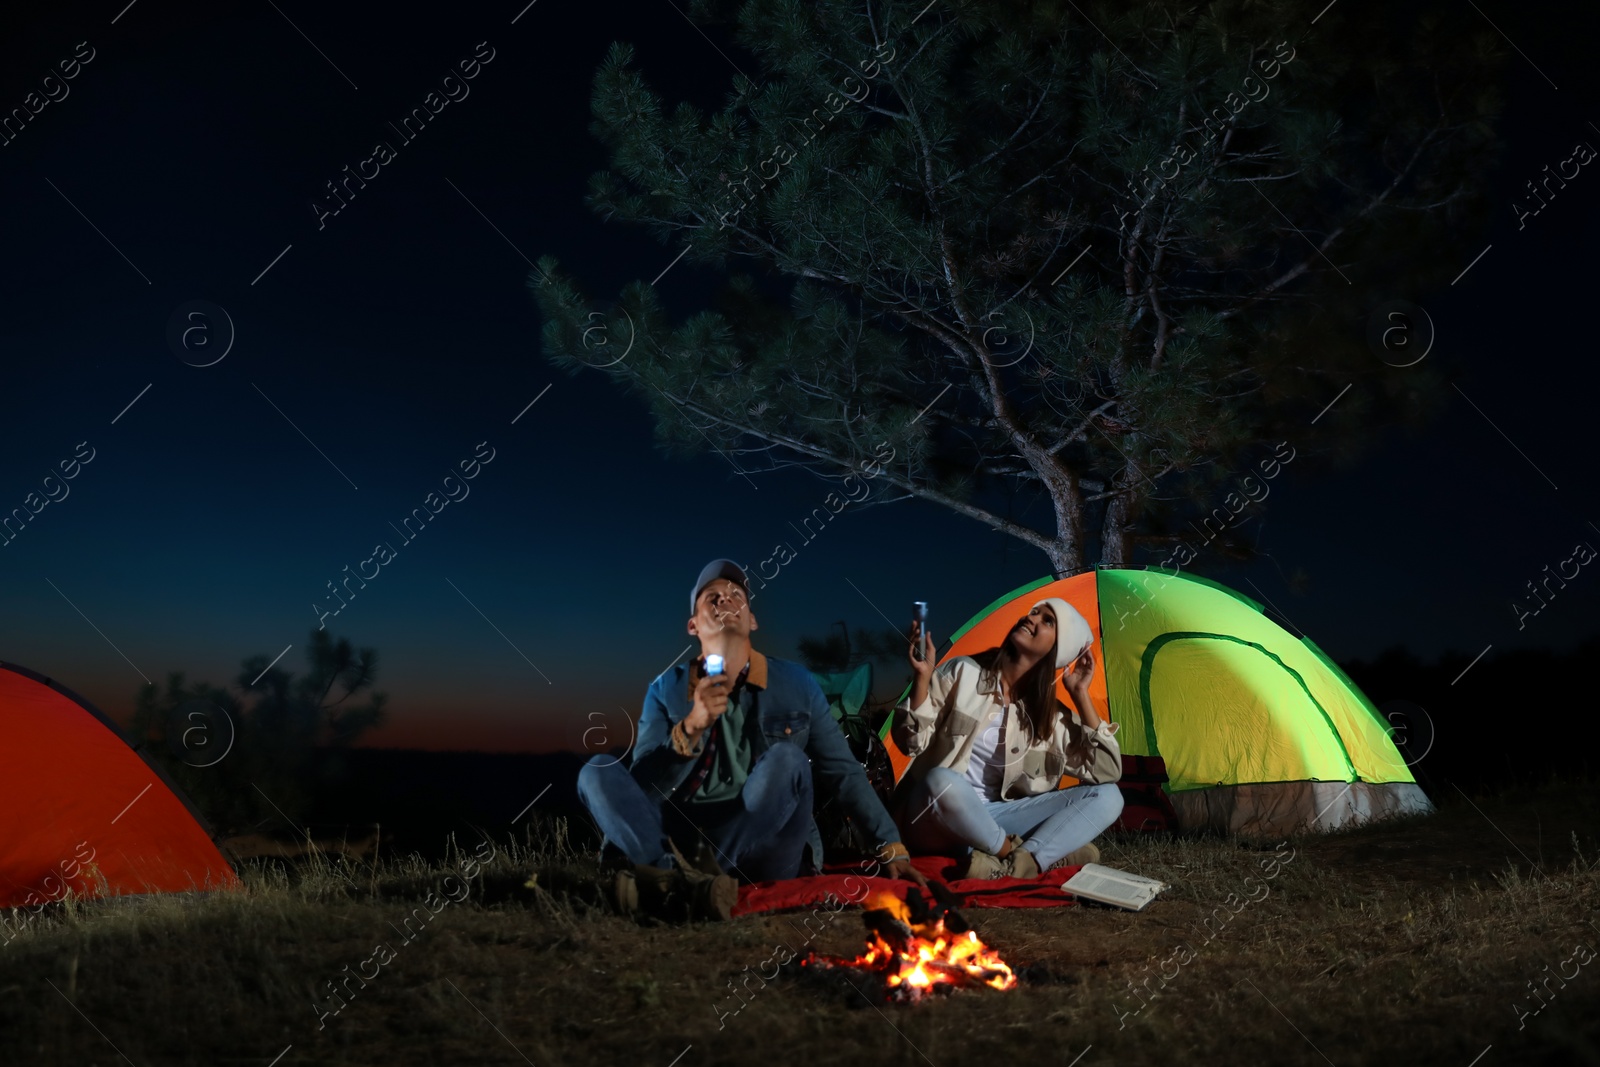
[577,743,815,882]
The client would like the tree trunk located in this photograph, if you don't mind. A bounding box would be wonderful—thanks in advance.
[1020,438,1085,578]
[1045,538,1081,577]
[1099,431,1145,569]
[1101,488,1132,569]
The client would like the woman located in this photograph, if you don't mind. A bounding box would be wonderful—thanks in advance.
[890,597,1124,879]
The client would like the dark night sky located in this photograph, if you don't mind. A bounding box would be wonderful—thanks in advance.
[1,0,1596,754]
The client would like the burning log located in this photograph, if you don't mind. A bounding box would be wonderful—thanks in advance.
[797,886,1018,1002]
[861,905,913,955]
[903,880,971,934]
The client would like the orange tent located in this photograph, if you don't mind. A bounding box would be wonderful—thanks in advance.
[1,662,239,910]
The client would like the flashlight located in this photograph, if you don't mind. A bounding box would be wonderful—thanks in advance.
[705,653,725,676]
[911,602,929,662]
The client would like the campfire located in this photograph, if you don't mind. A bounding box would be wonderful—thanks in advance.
[801,886,1017,1001]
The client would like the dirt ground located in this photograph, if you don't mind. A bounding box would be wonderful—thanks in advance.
[2,777,1597,1067]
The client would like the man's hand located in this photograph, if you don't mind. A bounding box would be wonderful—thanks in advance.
[680,671,732,740]
[878,842,929,889]
[885,856,930,889]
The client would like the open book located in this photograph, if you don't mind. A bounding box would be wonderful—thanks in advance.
[1061,863,1169,911]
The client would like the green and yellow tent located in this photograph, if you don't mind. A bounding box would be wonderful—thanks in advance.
[880,569,1431,837]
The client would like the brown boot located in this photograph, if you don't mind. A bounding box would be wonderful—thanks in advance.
[614,841,736,922]
[959,845,1007,880]
[671,840,738,920]
[676,838,732,879]
[1004,835,1041,879]
[612,868,642,917]
[616,862,736,922]
[960,835,1040,880]
[1048,841,1101,871]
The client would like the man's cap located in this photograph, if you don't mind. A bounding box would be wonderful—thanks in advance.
[690,559,750,615]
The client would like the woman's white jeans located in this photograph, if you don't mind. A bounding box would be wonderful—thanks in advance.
[898,765,1124,869]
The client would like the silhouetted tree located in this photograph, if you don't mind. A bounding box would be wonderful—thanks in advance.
[132,630,388,833]
[797,620,908,674]
[534,0,1503,574]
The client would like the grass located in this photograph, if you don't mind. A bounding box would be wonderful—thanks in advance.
[3,778,1598,1067]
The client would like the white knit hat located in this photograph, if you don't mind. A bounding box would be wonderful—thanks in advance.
[1030,597,1093,669]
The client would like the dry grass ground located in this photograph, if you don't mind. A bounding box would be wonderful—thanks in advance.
[3,778,1597,1067]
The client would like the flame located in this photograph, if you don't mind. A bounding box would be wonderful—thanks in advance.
[835,900,1018,996]
[864,891,909,918]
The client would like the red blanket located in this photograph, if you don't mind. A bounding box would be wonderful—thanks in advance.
[733,855,1083,916]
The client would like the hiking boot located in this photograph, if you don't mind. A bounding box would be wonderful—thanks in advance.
[674,838,731,879]
[959,845,1006,880]
[614,850,737,923]
[668,840,737,920]
[959,835,1040,880]
[1048,841,1101,871]
[1004,835,1040,879]
[691,871,739,922]
[612,868,642,916]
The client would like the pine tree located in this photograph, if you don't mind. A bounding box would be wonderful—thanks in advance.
[133,630,387,831]
[532,0,1503,574]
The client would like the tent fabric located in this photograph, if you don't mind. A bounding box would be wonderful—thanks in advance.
[878,570,1431,837]
[1097,570,1417,791]
[0,662,240,909]
[1166,780,1435,839]
[732,855,1083,916]
[813,662,873,722]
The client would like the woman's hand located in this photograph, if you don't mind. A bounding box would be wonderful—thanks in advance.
[907,620,935,711]
[908,619,935,678]
[1064,646,1096,697]
[1063,645,1105,732]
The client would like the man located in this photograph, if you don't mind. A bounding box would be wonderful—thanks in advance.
[578,559,925,921]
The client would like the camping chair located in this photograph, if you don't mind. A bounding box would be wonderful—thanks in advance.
[811,661,875,750]
[808,662,895,856]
